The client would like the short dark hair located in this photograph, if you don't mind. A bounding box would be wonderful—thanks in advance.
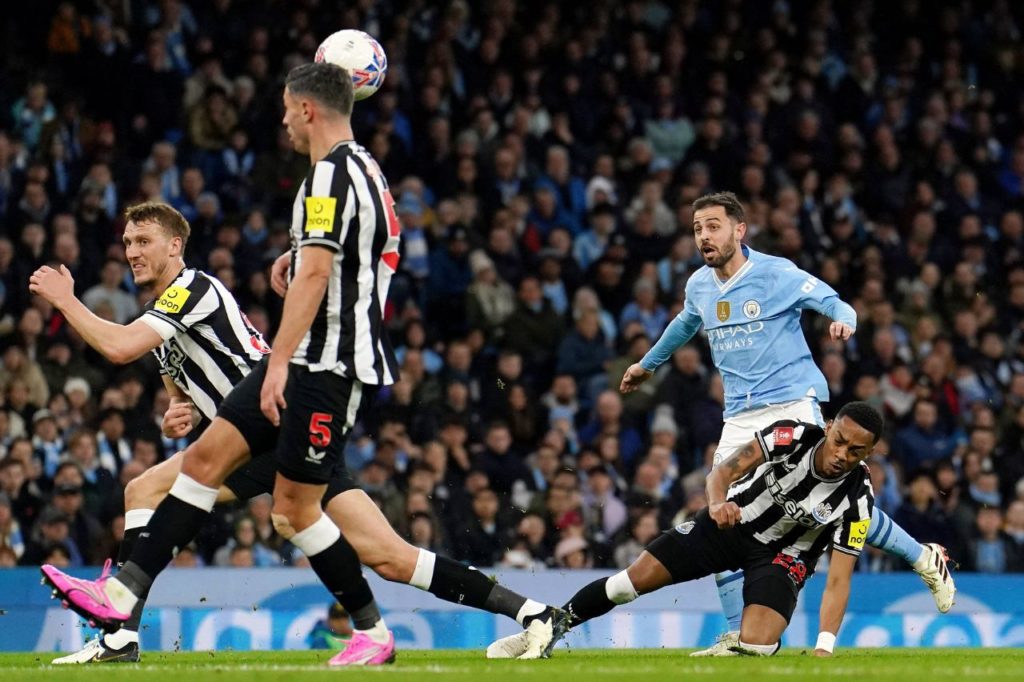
[285,62,354,116]
[835,401,884,444]
[692,191,745,224]
[125,201,191,245]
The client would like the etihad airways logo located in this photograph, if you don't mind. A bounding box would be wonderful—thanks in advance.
[707,321,765,351]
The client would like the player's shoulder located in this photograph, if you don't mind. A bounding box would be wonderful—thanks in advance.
[765,420,824,445]
[685,265,715,293]
[149,268,218,316]
[748,248,801,277]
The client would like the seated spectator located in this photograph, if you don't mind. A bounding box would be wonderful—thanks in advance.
[614,510,660,569]
[966,506,1023,573]
[892,400,959,471]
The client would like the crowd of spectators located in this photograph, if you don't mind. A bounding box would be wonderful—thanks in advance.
[2,0,1024,574]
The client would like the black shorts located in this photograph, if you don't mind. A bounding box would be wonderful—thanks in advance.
[217,358,364,498]
[223,454,360,506]
[273,363,374,485]
[645,509,810,623]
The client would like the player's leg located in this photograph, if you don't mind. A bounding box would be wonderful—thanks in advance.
[562,509,735,629]
[42,367,266,629]
[272,368,393,666]
[323,485,569,655]
[699,416,756,654]
[733,552,809,656]
[867,506,955,611]
[52,454,245,664]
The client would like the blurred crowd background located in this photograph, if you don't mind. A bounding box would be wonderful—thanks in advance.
[2,0,1024,575]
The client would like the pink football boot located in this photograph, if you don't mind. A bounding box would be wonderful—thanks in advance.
[40,559,131,630]
[327,631,396,666]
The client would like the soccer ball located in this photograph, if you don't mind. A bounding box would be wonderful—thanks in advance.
[314,29,387,101]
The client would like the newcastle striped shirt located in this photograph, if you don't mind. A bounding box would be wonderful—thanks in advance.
[727,420,874,563]
[139,268,269,420]
[288,140,400,385]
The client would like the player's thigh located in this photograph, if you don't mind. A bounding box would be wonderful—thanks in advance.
[326,488,418,580]
[217,358,282,459]
[179,416,252,485]
[125,451,185,509]
[644,509,745,588]
[741,551,809,627]
[222,455,280,504]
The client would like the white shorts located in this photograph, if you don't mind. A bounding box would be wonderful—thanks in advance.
[712,398,824,466]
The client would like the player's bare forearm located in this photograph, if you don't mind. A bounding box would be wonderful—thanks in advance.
[706,438,764,505]
[59,298,161,364]
[269,247,331,367]
[818,549,856,643]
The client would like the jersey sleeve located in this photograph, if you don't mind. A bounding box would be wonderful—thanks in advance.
[298,159,354,251]
[755,420,823,462]
[139,273,219,341]
[781,265,857,329]
[640,276,704,371]
[832,465,875,557]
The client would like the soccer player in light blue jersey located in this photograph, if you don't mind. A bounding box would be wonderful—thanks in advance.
[621,192,956,656]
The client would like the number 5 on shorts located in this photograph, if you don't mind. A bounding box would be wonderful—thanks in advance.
[309,412,333,447]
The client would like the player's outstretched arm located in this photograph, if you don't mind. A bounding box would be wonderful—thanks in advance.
[705,438,765,528]
[636,307,703,377]
[29,264,163,364]
[789,269,857,340]
[815,548,857,657]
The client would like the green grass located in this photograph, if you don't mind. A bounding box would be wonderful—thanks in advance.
[1,649,1022,682]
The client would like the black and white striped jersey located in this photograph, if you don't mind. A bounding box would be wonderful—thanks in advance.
[727,420,874,563]
[288,140,400,386]
[139,268,269,421]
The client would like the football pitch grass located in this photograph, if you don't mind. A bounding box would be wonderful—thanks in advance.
[2,649,1023,682]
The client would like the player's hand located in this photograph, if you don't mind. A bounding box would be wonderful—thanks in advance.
[260,360,289,426]
[709,501,742,528]
[813,648,833,657]
[270,252,292,298]
[829,322,854,341]
[28,265,75,309]
[162,398,195,438]
[620,363,654,393]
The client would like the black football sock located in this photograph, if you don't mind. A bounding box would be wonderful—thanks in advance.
[118,479,218,598]
[291,515,381,630]
[117,526,143,568]
[563,577,616,627]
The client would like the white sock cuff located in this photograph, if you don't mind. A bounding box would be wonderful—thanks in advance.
[605,570,639,605]
[290,514,341,557]
[168,474,219,512]
[737,640,780,656]
[515,598,546,625]
[124,509,155,531]
[409,549,436,591]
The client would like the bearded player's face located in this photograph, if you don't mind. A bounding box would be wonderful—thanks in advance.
[693,205,740,269]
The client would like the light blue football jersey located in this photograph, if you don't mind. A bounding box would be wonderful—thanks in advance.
[641,246,857,417]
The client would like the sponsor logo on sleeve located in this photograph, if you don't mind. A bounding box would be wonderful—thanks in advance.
[153,285,191,314]
[773,427,794,447]
[847,518,870,549]
[304,196,337,233]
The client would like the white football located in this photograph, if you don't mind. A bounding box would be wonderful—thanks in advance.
[314,29,388,101]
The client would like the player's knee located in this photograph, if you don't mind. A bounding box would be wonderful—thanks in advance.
[271,512,295,539]
[605,570,639,605]
[125,468,161,509]
[371,557,405,583]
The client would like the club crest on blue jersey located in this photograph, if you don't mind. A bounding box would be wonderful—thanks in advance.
[743,300,761,319]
